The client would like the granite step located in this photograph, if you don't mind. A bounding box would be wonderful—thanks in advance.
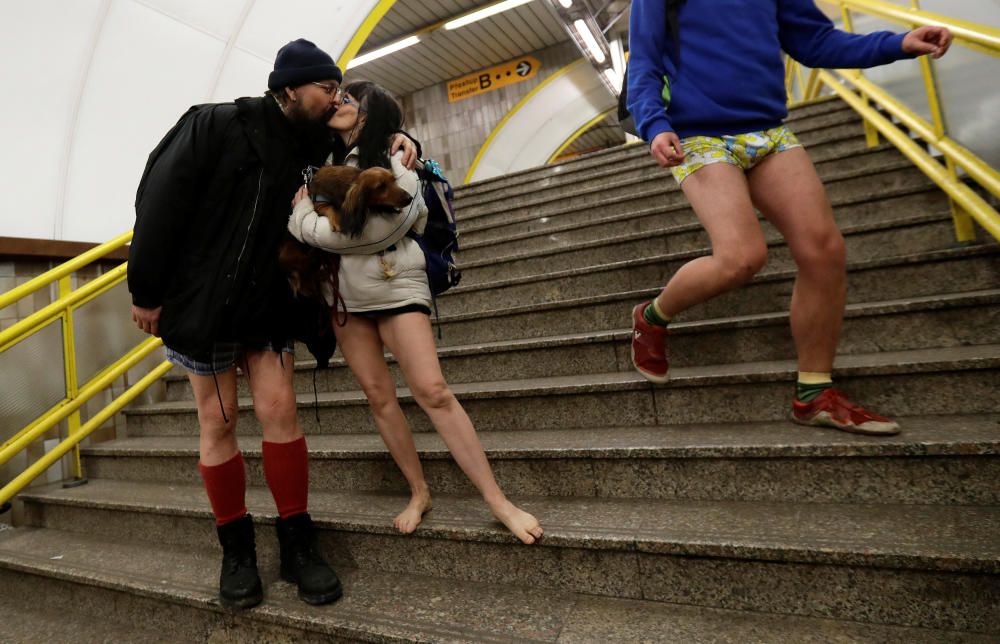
[435,247,1000,345]
[458,211,955,287]
[2,526,989,643]
[454,117,876,214]
[438,239,1000,320]
[454,98,854,202]
[458,184,949,264]
[83,414,1000,506]
[183,290,1000,400]
[458,160,934,249]
[127,344,1000,437]
[457,133,890,219]
[16,482,1000,633]
[457,129,905,228]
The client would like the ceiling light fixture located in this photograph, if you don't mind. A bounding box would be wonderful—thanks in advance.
[573,18,606,63]
[347,35,421,68]
[445,0,536,30]
[558,0,573,7]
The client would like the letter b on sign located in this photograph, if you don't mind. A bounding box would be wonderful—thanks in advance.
[479,74,492,90]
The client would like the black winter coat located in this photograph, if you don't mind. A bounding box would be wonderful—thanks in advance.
[128,96,331,360]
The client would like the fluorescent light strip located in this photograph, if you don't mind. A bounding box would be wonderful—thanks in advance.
[347,35,421,69]
[445,0,535,30]
[558,0,573,7]
[603,67,620,89]
[573,18,605,64]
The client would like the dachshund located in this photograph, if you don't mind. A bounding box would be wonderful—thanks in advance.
[279,165,413,300]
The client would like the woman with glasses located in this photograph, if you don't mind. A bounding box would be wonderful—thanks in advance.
[288,81,543,545]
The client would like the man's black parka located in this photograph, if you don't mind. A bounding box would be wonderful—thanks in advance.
[128,96,330,360]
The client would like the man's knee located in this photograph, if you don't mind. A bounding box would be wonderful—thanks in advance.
[197,400,239,434]
[717,246,768,286]
[253,385,298,428]
[797,226,846,271]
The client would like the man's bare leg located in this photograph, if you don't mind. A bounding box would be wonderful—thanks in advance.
[747,147,845,373]
[746,147,898,434]
[654,163,770,318]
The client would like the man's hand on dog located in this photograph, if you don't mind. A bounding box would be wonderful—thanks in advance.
[391,134,418,169]
[131,305,162,337]
[650,131,685,168]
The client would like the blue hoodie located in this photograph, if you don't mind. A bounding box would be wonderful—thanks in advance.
[627,0,913,141]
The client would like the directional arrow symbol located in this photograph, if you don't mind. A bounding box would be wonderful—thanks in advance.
[516,61,532,76]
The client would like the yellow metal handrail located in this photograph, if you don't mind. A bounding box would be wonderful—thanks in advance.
[0,232,172,509]
[786,0,1000,244]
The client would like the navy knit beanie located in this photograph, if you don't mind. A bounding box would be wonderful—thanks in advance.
[268,39,342,91]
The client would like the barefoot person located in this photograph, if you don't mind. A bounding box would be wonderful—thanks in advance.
[128,40,417,608]
[627,0,952,434]
[288,81,543,544]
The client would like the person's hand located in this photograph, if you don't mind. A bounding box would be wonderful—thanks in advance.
[131,305,162,337]
[902,25,952,59]
[292,185,309,207]
[391,133,418,169]
[650,131,685,167]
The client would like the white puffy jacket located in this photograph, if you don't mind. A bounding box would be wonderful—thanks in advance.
[288,148,430,313]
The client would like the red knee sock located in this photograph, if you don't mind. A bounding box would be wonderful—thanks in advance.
[262,436,309,519]
[199,452,248,526]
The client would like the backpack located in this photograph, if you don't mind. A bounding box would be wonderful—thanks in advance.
[411,158,461,296]
[618,0,685,137]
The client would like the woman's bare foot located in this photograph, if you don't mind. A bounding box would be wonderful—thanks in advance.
[393,488,433,534]
[489,498,543,544]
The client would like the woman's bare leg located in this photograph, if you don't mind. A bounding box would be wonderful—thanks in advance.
[377,312,543,544]
[335,313,432,533]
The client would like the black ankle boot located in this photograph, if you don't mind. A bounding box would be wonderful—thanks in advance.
[216,514,263,609]
[276,512,342,605]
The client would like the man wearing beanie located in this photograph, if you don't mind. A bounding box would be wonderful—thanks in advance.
[128,38,417,609]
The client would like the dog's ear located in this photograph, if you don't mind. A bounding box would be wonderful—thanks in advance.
[341,175,369,237]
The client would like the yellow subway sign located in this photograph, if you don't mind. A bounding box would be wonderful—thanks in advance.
[448,56,541,103]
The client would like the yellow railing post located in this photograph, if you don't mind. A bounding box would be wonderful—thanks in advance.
[840,3,881,148]
[58,275,85,484]
[909,0,977,242]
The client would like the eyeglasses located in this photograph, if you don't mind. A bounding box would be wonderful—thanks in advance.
[310,82,342,97]
[340,95,366,112]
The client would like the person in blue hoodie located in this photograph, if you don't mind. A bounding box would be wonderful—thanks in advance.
[626,0,951,435]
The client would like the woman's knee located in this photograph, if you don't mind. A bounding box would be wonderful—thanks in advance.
[359,377,400,414]
[412,379,454,411]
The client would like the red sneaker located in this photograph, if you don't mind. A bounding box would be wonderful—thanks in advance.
[791,388,900,435]
[631,302,670,383]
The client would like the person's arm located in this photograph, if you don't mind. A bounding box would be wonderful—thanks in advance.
[778,0,918,69]
[389,130,421,169]
[627,0,684,167]
[627,0,675,142]
[288,161,421,255]
[128,105,231,330]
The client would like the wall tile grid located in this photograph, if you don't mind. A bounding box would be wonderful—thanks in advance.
[403,42,580,184]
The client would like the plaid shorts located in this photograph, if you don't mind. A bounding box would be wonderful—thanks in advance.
[164,340,295,376]
[671,125,802,184]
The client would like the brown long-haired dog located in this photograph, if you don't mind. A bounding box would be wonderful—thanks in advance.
[279,165,413,300]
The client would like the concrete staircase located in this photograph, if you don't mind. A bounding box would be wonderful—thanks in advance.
[2,97,998,642]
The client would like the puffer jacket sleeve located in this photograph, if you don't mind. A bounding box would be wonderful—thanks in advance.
[287,151,426,254]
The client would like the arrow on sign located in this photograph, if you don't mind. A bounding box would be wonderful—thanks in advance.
[516,61,532,76]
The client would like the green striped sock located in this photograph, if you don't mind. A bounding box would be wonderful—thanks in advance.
[796,380,833,402]
[643,301,670,327]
